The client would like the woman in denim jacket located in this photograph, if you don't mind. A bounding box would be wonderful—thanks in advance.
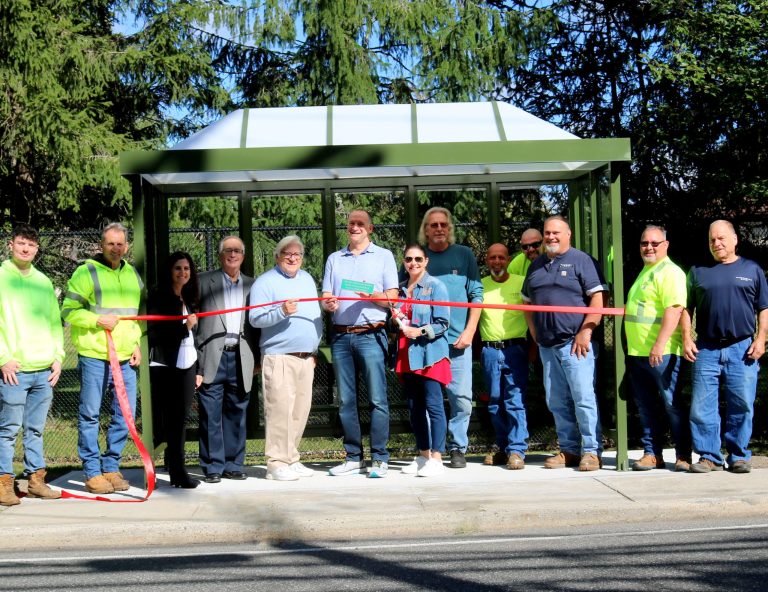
[393,245,452,477]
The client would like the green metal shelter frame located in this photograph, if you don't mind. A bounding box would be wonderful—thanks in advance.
[119,102,633,470]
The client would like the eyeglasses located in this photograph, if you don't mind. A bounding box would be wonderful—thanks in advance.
[429,222,449,229]
[404,256,425,263]
[520,241,542,251]
[222,248,244,255]
[281,251,303,259]
[639,241,666,248]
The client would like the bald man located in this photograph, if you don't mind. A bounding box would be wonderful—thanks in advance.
[508,228,543,277]
[681,220,768,474]
[479,244,529,469]
[522,216,608,472]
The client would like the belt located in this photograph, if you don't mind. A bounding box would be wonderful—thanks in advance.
[285,352,314,359]
[334,322,386,334]
[482,338,527,350]
[702,335,751,348]
[222,344,239,352]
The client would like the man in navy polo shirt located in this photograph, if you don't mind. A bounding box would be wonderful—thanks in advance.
[522,216,608,471]
[322,210,399,478]
[681,220,768,474]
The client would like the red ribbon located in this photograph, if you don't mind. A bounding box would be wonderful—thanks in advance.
[63,295,621,502]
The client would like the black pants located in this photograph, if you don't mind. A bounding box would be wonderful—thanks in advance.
[150,364,196,477]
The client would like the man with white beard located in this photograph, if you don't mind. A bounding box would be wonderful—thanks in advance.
[522,216,608,472]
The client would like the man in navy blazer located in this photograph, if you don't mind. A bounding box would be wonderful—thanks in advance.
[195,236,257,483]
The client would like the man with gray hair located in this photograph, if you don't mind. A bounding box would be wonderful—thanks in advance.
[61,222,143,494]
[420,207,484,468]
[196,235,258,483]
[249,235,322,481]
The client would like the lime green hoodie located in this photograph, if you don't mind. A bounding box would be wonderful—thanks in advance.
[61,256,143,361]
[0,259,65,371]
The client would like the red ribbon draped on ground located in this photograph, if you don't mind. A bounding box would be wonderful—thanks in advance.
[66,297,623,502]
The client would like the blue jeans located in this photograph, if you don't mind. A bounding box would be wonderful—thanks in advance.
[628,354,691,459]
[198,350,250,475]
[403,373,447,453]
[78,356,137,478]
[0,370,53,475]
[446,345,473,452]
[539,339,602,455]
[332,329,390,462]
[690,338,759,465]
[482,343,529,456]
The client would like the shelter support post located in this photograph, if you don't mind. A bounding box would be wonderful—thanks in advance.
[132,177,156,481]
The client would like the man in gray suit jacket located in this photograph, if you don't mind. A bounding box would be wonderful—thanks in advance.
[195,236,257,483]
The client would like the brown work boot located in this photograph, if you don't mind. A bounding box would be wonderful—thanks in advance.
[544,451,580,469]
[26,469,61,499]
[483,450,507,466]
[85,474,115,494]
[632,454,666,471]
[578,453,602,472]
[506,453,525,470]
[103,471,130,491]
[688,458,723,473]
[674,457,691,472]
[0,474,20,506]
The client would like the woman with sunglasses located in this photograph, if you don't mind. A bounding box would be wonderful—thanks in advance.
[148,252,202,488]
[392,245,452,477]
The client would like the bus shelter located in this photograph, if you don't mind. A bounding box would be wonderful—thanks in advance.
[119,101,633,469]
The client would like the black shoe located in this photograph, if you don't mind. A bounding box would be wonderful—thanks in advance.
[449,450,467,468]
[222,470,247,480]
[170,474,200,489]
[204,473,221,483]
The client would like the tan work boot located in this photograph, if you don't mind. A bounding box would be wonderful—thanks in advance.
[0,474,20,506]
[26,469,61,499]
[483,450,507,466]
[506,453,525,470]
[633,454,666,471]
[578,452,602,471]
[544,451,581,469]
[103,471,130,491]
[85,474,115,494]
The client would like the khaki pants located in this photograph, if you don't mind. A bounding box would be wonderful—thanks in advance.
[261,354,315,468]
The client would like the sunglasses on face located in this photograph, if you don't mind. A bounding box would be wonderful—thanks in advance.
[404,256,425,263]
[429,222,449,229]
[639,241,666,248]
[222,248,244,255]
[520,241,542,251]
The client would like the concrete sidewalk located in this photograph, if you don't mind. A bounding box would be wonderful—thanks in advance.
[1,449,766,551]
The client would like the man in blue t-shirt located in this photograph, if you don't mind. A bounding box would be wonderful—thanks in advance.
[681,220,768,474]
[421,207,484,468]
[522,216,608,471]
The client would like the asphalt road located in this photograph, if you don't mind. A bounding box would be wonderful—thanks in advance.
[3,519,766,591]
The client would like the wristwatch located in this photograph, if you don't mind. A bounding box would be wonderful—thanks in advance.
[420,327,427,336]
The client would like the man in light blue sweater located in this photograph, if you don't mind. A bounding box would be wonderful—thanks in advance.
[249,235,322,481]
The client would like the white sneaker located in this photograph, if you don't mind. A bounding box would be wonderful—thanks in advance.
[417,458,445,477]
[368,460,388,478]
[401,456,428,475]
[266,466,300,481]
[328,460,366,476]
[289,462,315,478]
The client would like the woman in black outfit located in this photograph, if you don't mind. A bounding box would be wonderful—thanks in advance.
[148,252,201,488]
